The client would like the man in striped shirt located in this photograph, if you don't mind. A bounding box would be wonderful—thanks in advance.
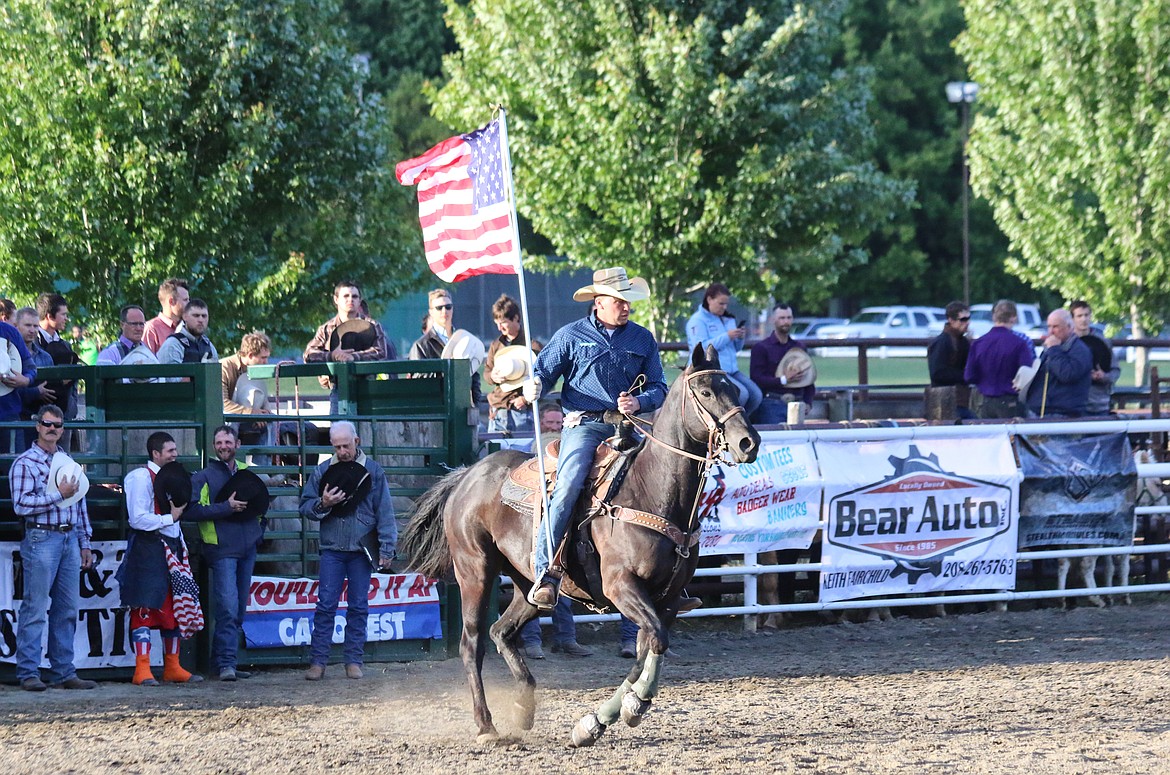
[11,405,96,691]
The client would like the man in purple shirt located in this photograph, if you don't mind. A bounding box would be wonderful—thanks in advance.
[11,406,96,691]
[96,305,149,365]
[964,300,1035,419]
[749,304,816,424]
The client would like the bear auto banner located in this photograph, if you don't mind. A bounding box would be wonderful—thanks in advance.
[697,439,821,555]
[1016,432,1136,549]
[818,432,1019,603]
[242,573,443,649]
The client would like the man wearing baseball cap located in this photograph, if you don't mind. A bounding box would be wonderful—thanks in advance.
[520,267,668,609]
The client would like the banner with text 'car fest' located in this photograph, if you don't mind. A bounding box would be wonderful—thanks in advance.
[697,441,821,555]
[816,432,1019,603]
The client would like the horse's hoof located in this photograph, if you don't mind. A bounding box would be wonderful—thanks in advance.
[620,690,651,727]
[514,700,536,731]
[476,729,500,745]
[569,713,605,748]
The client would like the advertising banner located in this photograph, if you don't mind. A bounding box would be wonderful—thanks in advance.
[697,440,822,555]
[819,433,1019,602]
[1017,433,1136,549]
[0,540,143,669]
[242,573,443,649]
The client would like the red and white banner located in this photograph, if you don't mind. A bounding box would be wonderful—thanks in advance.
[818,432,1019,602]
[395,118,520,282]
[698,441,821,555]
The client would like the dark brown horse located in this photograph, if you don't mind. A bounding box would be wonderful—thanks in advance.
[400,344,760,746]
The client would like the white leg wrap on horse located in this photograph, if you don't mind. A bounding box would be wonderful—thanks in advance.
[596,679,633,726]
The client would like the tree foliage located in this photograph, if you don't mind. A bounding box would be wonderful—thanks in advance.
[0,0,421,345]
[957,0,1170,338]
[432,0,912,334]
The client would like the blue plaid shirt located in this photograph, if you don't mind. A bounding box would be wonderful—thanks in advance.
[11,442,92,549]
[534,313,667,414]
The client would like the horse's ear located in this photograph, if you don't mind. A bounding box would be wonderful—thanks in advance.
[690,343,706,370]
[705,344,719,367]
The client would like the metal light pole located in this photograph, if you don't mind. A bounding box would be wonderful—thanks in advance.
[946,81,979,306]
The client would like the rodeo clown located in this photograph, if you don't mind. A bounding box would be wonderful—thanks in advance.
[116,431,205,685]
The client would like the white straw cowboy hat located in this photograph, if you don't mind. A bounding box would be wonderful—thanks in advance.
[232,372,269,412]
[0,338,21,397]
[47,451,90,509]
[776,349,817,388]
[441,329,487,375]
[119,344,160,383]
[572,267,650,302]
[491,345,537,393]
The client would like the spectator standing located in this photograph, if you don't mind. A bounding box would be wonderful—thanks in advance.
[1025,309,1092,418]
[484,294,542,434]
[964,300,1035,419]
[71,324,99,366]
[749,304,816,424]
[926,301,973,420]
[96,305,149,365]
[117,431,205,685]
[0,298,15,322]
[221,331,272,417]
[299,421,396,681]
[10,406,96,691]
[685,283,762,419]
[156,298,219,367]
[0,316,35,453]
[143,278,190,354]
[1070,300,1119,416]
[304,281,393,415]
[15,307,56,417]
[409,289,484,407]
[35,293,80,424]
[186,426,265,681]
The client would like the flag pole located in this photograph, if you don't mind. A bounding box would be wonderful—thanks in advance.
[497,107,554,570]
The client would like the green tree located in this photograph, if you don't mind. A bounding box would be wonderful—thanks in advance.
[832,0,1022,311]
[957,0,1170,377]
[431,0,912,335]
[0,0,420,345]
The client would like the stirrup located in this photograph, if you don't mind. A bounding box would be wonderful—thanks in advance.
[527,574,560,609]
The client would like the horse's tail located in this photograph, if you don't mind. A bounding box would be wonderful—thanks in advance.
[400,466,469,579]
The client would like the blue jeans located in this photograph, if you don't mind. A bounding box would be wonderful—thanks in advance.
[534,420,614,580]
[619,614,639,644]
[310,549,372,666]
[16,529,81,683]
[209,553,257,671]
[728,370,763,418]
[520,597,577,646]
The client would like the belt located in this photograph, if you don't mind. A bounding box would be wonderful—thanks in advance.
[27,522,73,533]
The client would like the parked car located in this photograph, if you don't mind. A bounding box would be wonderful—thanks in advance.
[926,302,1043,339]
[814,306,946,357]
[1117,324,1170,362]
[791,317,848,339]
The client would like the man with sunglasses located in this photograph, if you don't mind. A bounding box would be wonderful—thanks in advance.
[927,301,974,420]
[10,406,96,691]
[304,280,393,414]
[409,289,484,407]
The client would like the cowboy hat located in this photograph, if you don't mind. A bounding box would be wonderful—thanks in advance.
[1013,363,1039,398]
[47,452,90,509]
[572,267,650,302]
[319,460,372,518]
[328,318,378,352]
[491,345,537,393]
[776,349,817,388]
[153,460,192,514]
[0,338,21,397]
[215,469,271,521]
[120,344,160,383]
[232,373,268,412]
[440,329,487,375]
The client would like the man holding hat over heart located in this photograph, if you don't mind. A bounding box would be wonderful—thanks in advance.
[0,314,36,453]
[484,294,542,435]
[521,267,668,609]
[187,425,269,681]
[10,405,96,691]
[299,420,396,680]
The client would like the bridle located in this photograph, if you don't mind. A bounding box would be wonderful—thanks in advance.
[623,368,746,466]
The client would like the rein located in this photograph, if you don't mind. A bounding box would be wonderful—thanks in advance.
[602,367,749,594]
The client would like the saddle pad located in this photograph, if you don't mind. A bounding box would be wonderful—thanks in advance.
[501,439,621,517]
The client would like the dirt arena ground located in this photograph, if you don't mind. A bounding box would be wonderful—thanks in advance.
[3,599,1169,774]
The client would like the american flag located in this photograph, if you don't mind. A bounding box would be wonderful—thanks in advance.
[396,119,520,282]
